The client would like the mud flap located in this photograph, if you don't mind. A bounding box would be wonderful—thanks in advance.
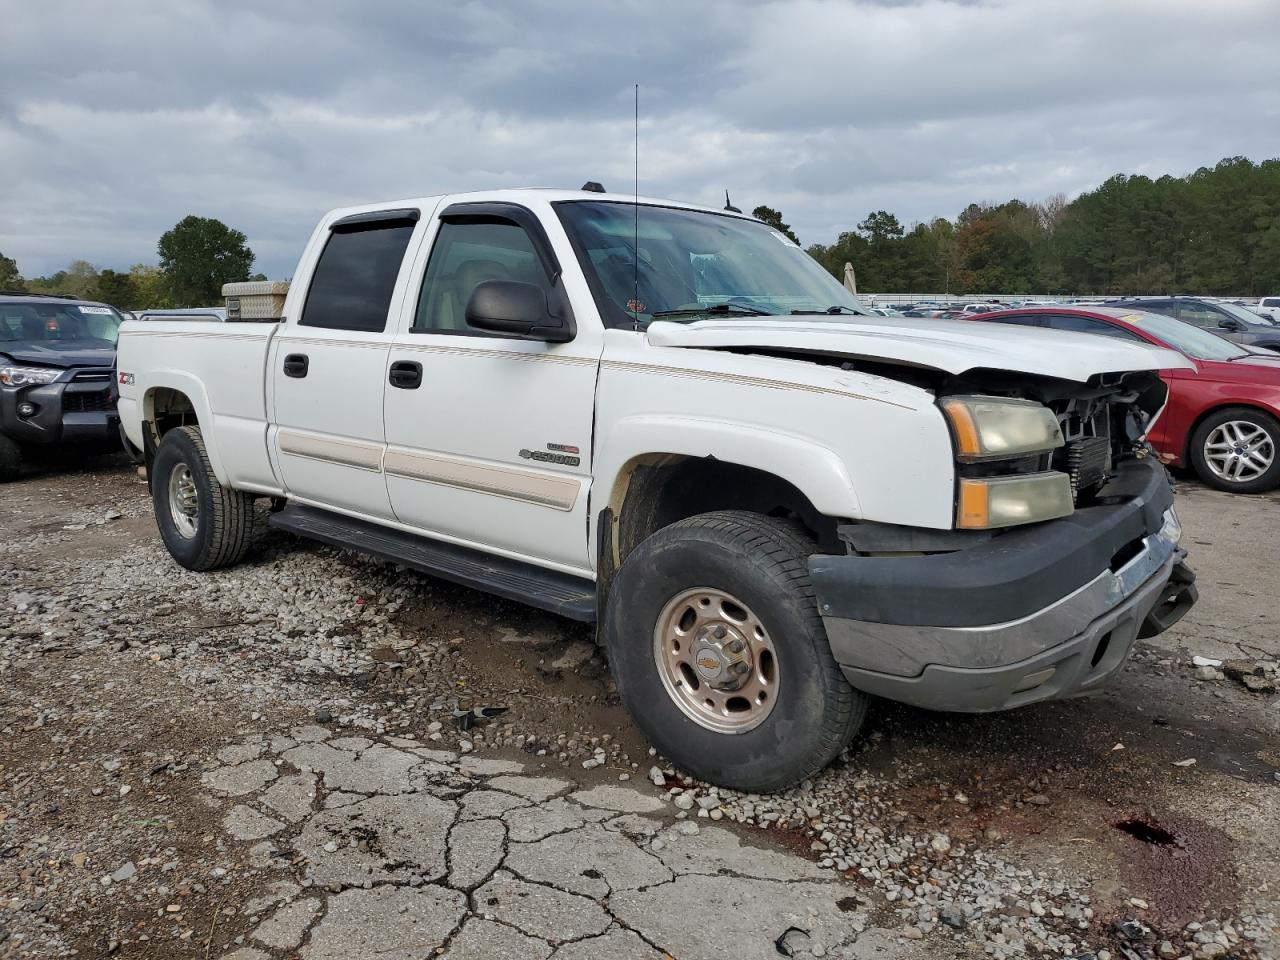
[1138,560,1197,639]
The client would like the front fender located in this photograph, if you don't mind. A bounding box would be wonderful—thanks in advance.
[595,414,863,520]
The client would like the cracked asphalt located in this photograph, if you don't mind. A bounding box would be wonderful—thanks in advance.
[2,457,1278,959]
[204,726,909,960]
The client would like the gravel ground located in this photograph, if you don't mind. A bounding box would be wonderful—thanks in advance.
[1,456,1278,959]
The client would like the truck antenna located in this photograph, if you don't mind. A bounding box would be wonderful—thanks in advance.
[632,82,640,330]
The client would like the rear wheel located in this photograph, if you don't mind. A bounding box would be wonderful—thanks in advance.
[151,425,259,570]
[1189,406,1280,494]
[0,433,20,482]
[604,510,867,792]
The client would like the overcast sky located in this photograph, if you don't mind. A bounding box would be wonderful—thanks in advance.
[2,0,1278,279]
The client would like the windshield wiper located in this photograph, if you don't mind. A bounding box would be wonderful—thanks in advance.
[790,305,865,315]
[650,302,774,319]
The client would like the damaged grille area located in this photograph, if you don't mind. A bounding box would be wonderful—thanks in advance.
[1066,435,1111,498]
[940,368,1168,507]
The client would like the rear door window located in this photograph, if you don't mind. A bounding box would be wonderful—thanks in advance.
[1134,300,1176,318]
[1041,314,1144,340]
[983,313,1044,328]
[1174,301,1223,328]
[300,219,416,333]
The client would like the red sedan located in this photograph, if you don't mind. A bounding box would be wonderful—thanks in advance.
[971,306,1280,493]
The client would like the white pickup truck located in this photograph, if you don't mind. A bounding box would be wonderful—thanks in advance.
[117,189,1198,790]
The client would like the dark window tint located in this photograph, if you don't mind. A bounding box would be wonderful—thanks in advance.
[414,221,548,333]
[1174,301,1222,328]
[984,314,1043,327]
[1135,300,1176,318]
[1041,314,1143,340]
[300,220,415,332]
[0,303,122,343]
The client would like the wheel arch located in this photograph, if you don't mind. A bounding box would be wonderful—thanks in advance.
[139,374,228,485]
[1183,400,1280,464]
[592,419,859,610]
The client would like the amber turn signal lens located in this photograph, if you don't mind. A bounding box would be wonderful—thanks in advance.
[956,473,1074,529]
[957,478,990,529]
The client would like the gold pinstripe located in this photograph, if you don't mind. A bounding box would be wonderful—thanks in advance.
[383,449,580,510]
[122,330,905,405]
[600,360,910,409]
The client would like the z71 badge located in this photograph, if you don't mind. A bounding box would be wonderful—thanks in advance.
[520,442,581,467]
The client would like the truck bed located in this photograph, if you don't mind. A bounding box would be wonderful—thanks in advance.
[116,319,281,493]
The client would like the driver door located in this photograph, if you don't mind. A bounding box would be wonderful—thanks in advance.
[382,204,602,574]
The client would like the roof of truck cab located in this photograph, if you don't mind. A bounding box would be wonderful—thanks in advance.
[322,188,757,222]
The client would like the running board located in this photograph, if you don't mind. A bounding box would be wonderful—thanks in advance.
[269,505,597,622]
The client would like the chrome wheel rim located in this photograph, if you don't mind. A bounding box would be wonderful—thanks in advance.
[1203,420,1275,483]
[653,587,779,734]
[167,462,199,538]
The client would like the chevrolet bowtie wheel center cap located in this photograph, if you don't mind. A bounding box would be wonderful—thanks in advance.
[654,587,780,734]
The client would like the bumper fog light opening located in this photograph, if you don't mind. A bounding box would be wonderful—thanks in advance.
[17,402,37,417]
[1013,667,1056,693]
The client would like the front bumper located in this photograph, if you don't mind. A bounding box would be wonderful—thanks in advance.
[0,370,120,448]
[811,458,1197,712]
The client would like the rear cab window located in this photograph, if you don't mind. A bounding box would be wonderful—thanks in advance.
[300,212,418,333]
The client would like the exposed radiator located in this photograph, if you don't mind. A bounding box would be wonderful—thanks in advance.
[1067,436,1111,498]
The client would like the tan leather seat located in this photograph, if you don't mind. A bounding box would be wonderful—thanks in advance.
[437,259,512,331]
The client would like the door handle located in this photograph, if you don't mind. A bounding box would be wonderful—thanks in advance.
[389,360,423,390]
[283,353,309,378]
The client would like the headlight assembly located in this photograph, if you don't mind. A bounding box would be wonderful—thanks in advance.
[0,366,62,387]
[941,395,1064,461]
[957,473,1075,529]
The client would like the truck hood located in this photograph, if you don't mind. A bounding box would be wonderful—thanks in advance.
[646,317,1194,382]
[0,340,117,368]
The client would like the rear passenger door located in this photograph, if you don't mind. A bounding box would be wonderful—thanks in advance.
[382,203,600,574]
[269,208,425,519]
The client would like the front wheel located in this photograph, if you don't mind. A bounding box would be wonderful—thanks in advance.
[151,425,259,570]
[603,511,867,792]
[1189,407,1280,494]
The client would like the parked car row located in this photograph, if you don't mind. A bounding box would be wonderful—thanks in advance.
[874,295,1280,325]
[969,306,1280,493]
[1102,297,1280,352]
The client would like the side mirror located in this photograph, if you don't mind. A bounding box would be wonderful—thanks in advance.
[1218,318,1243,331]
[465,279,574,343]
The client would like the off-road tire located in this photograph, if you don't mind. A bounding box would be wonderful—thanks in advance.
[604,510,867,792]
[151,425,258,570]
[0,433,21,482]
[1188,406,1280,494]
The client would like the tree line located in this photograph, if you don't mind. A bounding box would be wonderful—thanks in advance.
[801,156,1280,296]
[0,215,259,309]
[4,157,1278,307]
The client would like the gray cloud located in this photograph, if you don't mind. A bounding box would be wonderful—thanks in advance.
[1,0,1277,279]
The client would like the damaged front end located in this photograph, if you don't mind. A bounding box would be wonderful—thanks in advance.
[937,367,1170,508]
[810,367,1197,713]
